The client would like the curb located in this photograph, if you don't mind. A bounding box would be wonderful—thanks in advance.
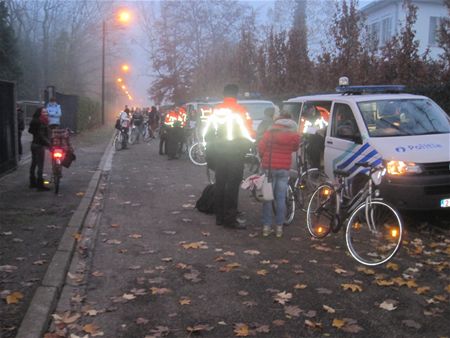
[15,133,115,338]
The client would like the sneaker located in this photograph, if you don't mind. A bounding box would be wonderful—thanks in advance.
[262,226,271,237]
[275,225,283,238]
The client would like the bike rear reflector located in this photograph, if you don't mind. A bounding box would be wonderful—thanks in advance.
[53,150,63,159]
[391,228,398,238]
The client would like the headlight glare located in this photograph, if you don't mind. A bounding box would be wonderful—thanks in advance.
[386,160,422,175]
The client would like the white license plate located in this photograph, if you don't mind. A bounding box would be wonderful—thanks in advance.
[440,198,450,208]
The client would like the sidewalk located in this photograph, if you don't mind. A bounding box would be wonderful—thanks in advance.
[45,140,450,337]
[0,126,113,338]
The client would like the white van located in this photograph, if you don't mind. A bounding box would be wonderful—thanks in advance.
[283,85,450,210]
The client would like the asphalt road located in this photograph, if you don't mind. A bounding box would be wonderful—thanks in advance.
[0,126,112,338]
[45,138,450,338]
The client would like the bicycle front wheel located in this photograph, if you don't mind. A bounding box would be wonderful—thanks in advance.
[189,142,207,166]
[296,168,327,211]
[114,133,122,151]
[346,200,403,266]
[306,184,336,238]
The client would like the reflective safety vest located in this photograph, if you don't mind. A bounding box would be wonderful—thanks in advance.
[202,107,254,143]
[164,111,179,127]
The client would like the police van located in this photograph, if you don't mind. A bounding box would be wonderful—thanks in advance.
[283,78,450,210]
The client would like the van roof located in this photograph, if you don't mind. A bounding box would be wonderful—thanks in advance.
[285,92,429,103]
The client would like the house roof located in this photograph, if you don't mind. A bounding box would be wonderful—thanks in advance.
[361,0,444,14]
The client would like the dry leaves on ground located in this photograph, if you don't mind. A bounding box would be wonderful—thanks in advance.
[341,283,363,292]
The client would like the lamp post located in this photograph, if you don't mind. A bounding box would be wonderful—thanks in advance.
[101,9,131,125]
[101,20,106,125]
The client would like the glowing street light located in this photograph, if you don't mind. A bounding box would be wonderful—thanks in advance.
[121,85,126,89]
[118,10,131,24]
[101,8,132,125]
[121,64,130,72]
[117,78,123,83]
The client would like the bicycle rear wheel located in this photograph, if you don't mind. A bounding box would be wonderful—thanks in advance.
[345,200,403,266]
[306,184,336,238]
[53,164,61,194]
[284,185,295,225]
[189,142,207,166]
[296,168,327,211]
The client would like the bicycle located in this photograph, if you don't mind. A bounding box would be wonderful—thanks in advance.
[306,162,403,266]
[50,128,71,194]
[114,127,128,151]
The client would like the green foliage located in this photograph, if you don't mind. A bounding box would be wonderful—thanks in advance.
[77,96,101,132]
[413,82,450,116]
[0,0,21,81]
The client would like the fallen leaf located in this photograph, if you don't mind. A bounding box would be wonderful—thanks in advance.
[182,241,208,249]
[294,284,307,290]
[33,260,47,265]
[6,292,24,304]
[256,269,269,276]
[334,267,347,274]
[122,293,136,300]
[375,279,395,286]
[136,317,149,325]
[224,251,235,256]
[272,319,285,326]
[83,323,104,336]
[303,310,317,318]
[150,287,171,295]
[243,300,258,307]
[73,233,82,241]
[304,319,322,329]
[243,250,260,256]
[179,297,191,305]
[274,291,292,305]
[146,326,170,337]
[91,271,104,277]
[186,324,213,333]
[233,323,249,336]
[386,262,399,271]
[105,239,121,245]
[284,305,302,317]
[445,284,450,293]
[356,266,375,275]
[238,290,249,296]
[110,223,120,228]
[323,305,336,313]
[379,299,398,311]
[332,318,346,329]
[0,265,18,273]
[316,288,332,294]
[415,286,430,295]
[128,234,142,239]
[220,262,241,272]
[76,192,85,197]
[52,312,81,324]
[341,284,362,292]
[161,257,173,262]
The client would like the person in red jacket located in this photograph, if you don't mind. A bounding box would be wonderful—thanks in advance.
[258,113,300,237]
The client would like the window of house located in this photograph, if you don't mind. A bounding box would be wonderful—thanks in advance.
[369,21,381,44]
[429,16,443,47]
[381,17,392,45]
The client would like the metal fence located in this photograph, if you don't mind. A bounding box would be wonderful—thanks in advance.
[0,80,17,175]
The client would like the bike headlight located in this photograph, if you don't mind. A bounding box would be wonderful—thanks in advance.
[386,160,423,175]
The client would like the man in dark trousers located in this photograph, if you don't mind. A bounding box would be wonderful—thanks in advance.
[204,84,254,229]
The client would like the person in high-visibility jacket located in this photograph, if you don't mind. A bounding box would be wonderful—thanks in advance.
[166,107,185,159]
[202,84,254,229]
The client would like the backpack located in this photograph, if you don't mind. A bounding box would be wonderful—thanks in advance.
[115,118,121,130]
[195,184,215,214]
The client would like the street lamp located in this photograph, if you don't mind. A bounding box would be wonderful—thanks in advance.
[101,9,131,125]
[121,64,130,72]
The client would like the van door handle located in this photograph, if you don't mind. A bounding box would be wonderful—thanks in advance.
[326,140,333,145]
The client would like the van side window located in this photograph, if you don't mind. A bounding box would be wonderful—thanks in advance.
[331,103,360,141]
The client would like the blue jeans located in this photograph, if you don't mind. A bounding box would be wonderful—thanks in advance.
[262,169,290,227]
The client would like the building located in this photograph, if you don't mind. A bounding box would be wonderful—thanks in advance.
[362,0,449,59]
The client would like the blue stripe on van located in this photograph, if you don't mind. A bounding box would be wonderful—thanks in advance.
[337,143,370,169]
